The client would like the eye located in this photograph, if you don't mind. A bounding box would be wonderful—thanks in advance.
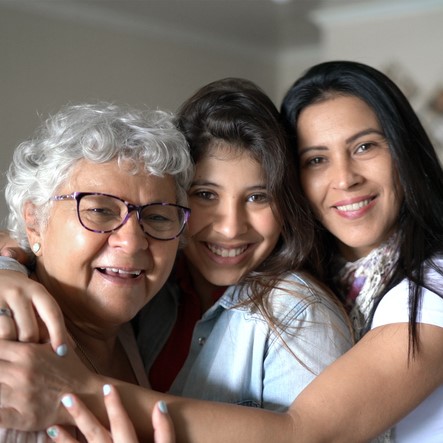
[191,190,217,201]
[303,156,326,168]
[247,193,270,203]
[356,142,374,153]
[82,204,120,217]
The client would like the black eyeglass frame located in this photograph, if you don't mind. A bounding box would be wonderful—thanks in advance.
[51,191,191,241]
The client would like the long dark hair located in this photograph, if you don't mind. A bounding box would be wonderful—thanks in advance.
[281,60,443,352]
[176,77,322,323]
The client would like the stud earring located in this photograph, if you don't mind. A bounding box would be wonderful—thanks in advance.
[32,242,41,254]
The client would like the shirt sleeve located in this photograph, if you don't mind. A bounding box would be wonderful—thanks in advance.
[371,260,443,329]
[262,276,353,410]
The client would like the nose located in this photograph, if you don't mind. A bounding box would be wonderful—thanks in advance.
[108,211,149,252]
[332,156,363,190]
[212,200,248,239]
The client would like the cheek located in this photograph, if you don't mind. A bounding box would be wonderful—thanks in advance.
[300,171,322,208]
[186,207,206,237]
[41,219,106,270]
[151,241,179,271]
[255,212,281,245]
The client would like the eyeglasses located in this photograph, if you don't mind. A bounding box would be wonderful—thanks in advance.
[51,192,191,241]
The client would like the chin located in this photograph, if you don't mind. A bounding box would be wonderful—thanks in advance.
[206,273,241,287]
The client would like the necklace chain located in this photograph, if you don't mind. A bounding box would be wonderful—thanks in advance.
[68,331,101,374]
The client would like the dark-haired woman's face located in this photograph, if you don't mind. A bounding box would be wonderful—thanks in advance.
[296,95,403,261]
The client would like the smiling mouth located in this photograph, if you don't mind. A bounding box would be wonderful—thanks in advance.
[335,198,374,212]
[97,267,142,278]
[206,243,248,258]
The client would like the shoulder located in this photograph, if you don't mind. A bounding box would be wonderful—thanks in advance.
[371,256,443,329]
[266,272,347,323]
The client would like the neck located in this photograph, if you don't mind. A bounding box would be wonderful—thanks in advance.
[185,262,222,312]
[66,321,135,383]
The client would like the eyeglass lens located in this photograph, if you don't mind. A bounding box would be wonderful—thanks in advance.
[78,194,186,239]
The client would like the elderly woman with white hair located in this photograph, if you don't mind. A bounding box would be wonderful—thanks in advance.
[0,102,191,442]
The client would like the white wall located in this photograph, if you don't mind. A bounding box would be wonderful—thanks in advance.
[2,0,443,224]
[310,0,443,160]
[0,5,279,223]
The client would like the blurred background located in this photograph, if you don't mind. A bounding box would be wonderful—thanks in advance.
[1,0,443,222]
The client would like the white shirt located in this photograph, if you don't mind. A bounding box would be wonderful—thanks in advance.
[371,258,443,442]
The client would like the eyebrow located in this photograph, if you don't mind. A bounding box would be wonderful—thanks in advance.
[190,179,268,191]
[298,128,385,156]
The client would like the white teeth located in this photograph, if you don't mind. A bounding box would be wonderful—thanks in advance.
[207,243,248,258]
[102,268,142,276]
[336,199,371,212]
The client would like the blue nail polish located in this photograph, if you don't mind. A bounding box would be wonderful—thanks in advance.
[158,400,168,414]
[47,427,58,438]
[61,395,74,408]
[56,344,68,357]
[103,384,111,396]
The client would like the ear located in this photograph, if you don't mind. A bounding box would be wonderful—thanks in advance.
[23,201,42,254]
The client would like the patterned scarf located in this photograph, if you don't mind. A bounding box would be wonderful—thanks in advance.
[333,231,401,442]
[334,231,401,339]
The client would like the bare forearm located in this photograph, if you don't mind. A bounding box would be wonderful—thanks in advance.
[107,323,443,443]
[108,379,295,443]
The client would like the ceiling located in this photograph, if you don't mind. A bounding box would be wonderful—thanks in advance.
[1,0,377,56]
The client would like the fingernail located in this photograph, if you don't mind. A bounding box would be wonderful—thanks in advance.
[103,384,111,396]
[61,394,74,408]
[158,400,168,414]
[47,426,58,438]
[56,344,68,357]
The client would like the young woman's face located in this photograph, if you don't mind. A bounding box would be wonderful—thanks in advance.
[184,146,282,293]
[297,95,403,261]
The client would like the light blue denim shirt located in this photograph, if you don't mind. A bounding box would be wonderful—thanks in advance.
[136,272,352,411]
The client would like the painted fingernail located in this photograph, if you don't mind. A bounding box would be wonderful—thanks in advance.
[61,394,74,408]
[47,426,58,439]
[56,344,68,357]
[103,384,111,396]
[158,400,168,414]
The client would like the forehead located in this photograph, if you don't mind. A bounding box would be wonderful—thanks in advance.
[61,159,177,201]
[299,96,378,126]
[192,147,267,192]
[197,144,262,173]
[296,96,381,142]
[200,142,258,164]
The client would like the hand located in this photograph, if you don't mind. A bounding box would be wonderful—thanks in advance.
[46,385,175,443]
[0,339,96,430]
[0,230,30,265]
[0,270,67,354]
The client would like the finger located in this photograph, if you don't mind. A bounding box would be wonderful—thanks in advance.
[0,406,28,431]
[30,291,68,355]
[0,272,41,343]
[47,425,82,442]
[59,394,112,442]
[0,247,17,258]
[7,300,40,343]
[0,307,17,340]
[152,401,175,443]
[103,384,138,443]
[1,247,30,265]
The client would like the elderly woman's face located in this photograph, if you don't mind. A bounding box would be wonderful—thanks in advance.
[27,159,179,329]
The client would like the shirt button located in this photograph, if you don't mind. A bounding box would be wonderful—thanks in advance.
[198,337,206,346]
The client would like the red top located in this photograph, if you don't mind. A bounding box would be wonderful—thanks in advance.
[149,258,226,392]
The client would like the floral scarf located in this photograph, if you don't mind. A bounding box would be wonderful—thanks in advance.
[333,231,400,339]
